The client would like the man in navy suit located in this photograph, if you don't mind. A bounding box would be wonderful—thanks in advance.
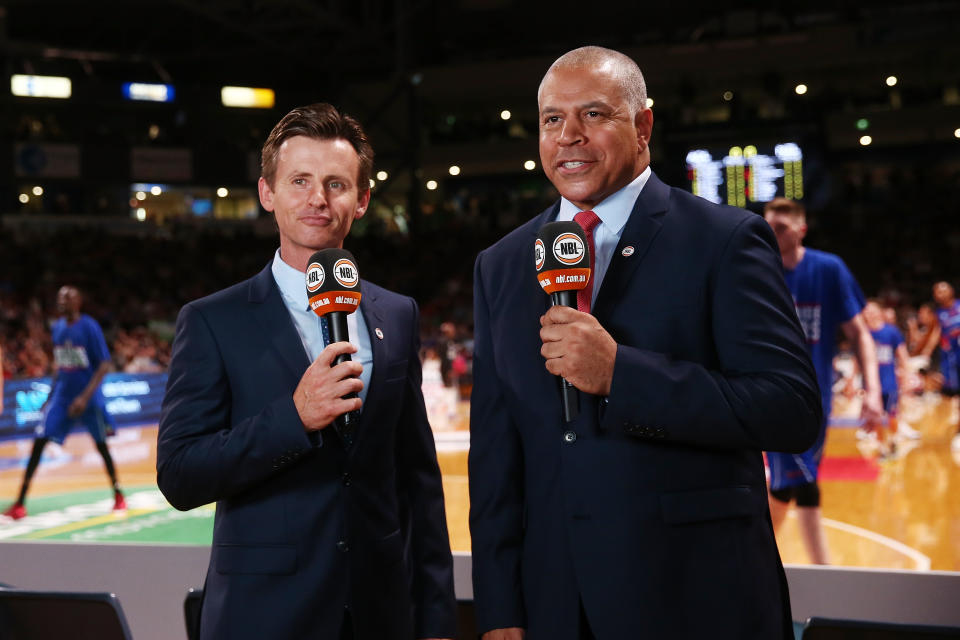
[469,46,822,639]
[158,103,456,640]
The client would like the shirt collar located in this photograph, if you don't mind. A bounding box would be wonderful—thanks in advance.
[271,249,309,312]
[557,165,652,232]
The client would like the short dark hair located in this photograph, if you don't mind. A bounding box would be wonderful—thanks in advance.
[260,102,374,190]
[764,197,805,217]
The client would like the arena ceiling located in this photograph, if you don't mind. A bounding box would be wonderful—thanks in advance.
[3,0,956,91]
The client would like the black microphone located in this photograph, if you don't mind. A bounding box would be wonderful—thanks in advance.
[306,248,363,446]
[535,221,592,423]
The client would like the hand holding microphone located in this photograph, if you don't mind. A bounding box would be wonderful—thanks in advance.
[535,222,617,416]
[293,248,364,445]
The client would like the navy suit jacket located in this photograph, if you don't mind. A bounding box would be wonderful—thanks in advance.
[157,264,456,639]
[469,173,821,640]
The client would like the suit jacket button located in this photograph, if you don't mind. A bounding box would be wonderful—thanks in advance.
[342,473,352,486]
[337,540,349,553]
[563,431,577,443]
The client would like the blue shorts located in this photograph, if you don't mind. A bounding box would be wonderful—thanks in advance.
[882,390,898,416]
[941,349,960,393]
[767,400,828,491]
[38,395,115,445]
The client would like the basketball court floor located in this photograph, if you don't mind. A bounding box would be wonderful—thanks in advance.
[1,392,958,572]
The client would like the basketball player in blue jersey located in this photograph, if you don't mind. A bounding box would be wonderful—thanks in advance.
[763,198,882,564]
[863,300,917,455]
[932,281,960,452]
[2,286,125,521]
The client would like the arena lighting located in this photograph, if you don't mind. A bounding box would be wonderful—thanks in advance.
[122,82,175,102]
[859,135,873,146]
[11,74,72,98]
[376,170,388,181]
[136,208,147,221]
[645,98,654,108]
[18,194,29,204]
[795,84,808,95]
[426,180,438,190]
[448,165,461,176]
[135,191,146,201]
[722,90,734,101]
[32,186,43,196]
[221,86,275,108]
[500,110,511,120]
[524,160,536,170]
[886,75,898,87]
[216,187,229,198]
[954,128,960,139]
[856,118,870,131]
[369,179,376,188]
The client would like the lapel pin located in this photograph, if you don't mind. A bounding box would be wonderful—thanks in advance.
[375,327,384,340]
[621,246,635,257]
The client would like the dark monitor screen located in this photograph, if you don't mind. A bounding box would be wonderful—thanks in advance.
[0,590,133,640]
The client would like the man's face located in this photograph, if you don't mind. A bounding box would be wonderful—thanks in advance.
[56,287,81,316]
[933,282,955,307]
[258,136,369,258]
[763,211,806,257]
[538,65,652,210]
[863,302,884,330]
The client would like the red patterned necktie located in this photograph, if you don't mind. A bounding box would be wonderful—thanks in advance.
[574,210,601,313]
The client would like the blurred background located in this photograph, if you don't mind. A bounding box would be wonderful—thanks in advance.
[2,0,960,573]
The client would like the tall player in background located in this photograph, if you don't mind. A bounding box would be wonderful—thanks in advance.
[2,286,125,521]
[932,281,960,451]
[763,198,882,564]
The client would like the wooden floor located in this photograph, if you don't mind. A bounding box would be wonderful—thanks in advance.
[2,393,958,571]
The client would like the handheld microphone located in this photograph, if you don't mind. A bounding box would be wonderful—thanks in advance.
[535,221,591,423]
[306,248,363,446]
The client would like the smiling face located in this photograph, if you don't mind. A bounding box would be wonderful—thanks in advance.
[258,135,370,271]
[538,64,652,210]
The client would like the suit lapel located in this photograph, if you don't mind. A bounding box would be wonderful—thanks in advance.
[248,264,311,382]
[592,173,670,321]
[355,283,385,443]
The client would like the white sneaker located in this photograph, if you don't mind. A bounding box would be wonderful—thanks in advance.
[951,433,960,452]
[896,422,922,440]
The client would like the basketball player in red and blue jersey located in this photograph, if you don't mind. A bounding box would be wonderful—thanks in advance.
[932,281,960,452]
[2,286,125,520]
[763,198,882,564]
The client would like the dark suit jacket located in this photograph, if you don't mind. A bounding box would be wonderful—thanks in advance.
[157,264,456,639]
[469,173,821,640]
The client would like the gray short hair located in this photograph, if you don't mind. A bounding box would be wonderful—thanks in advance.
[538,46,648,115]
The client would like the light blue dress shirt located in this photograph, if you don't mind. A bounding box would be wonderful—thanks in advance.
[557,166,652,306]
[271,249,373,404]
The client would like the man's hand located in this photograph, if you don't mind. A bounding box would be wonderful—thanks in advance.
[482,628,525,640]
[540,305,617,396]
[293,342,364,431]
[68,394,90,418]
[860,388,884,428]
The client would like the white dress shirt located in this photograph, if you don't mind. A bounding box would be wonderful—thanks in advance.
[556,166,652,305]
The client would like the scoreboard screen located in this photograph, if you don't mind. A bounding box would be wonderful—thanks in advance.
[685,142,804,207]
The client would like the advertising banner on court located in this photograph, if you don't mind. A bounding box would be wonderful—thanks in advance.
[0,372,168,441]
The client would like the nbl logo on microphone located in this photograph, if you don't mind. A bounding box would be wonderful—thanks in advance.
[333,259,359,288]
[553,233,585,266]
[535,239,546,271]
[306,262,325,292]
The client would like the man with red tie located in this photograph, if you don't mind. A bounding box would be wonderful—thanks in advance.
[469,46,822,639]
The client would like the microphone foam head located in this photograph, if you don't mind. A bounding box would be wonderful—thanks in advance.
[306,248,362,317]
[535,221,591,295]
